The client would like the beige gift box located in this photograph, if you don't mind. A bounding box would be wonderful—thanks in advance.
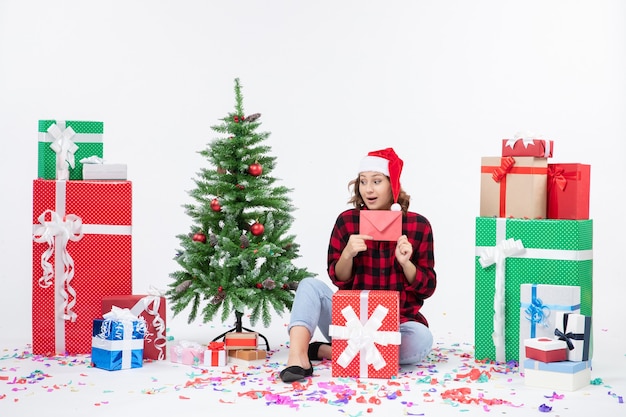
[480,156,548,219]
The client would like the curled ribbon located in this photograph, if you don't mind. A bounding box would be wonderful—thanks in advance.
[524,295,550,331]
[491,157,515,183]
[329,303,401,372]
[479,238,525,363]
[47,122,78,179]
[130,289,167,360]
[32,209,84,321]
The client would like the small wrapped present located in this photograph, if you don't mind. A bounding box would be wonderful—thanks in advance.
[480,156,548,219]
[91,307,146,371]
[228,349,267,361]
[170,340,204,366]
[329,290,401,379]
[224,332,258,350]
[547,163,591,220]
[204,341,227,367]
[501,135,554,158]
[524,337,568,363]
[523,359,591,391]
[102,292,167,360]
[37,120,104,180]
[554,312,592,361]
[83,162,128,180]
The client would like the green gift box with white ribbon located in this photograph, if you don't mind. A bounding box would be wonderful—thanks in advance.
[474,217,592,363]
[38,120,104,180]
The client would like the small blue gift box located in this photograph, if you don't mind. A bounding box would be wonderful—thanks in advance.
[91,317,146,371]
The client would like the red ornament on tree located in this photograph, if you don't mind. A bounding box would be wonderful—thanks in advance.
[256,283,263,289]
[210,198,221,212]
[248,162,263,177]
[236,184,245,190]
[192,232,207,243]
[250,221,265,236]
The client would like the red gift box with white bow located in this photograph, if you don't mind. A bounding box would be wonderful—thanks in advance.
[329,290,401,379]
[32,179,132,355]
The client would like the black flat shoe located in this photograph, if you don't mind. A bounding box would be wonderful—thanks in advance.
[279,361,314,382]
[308,341,331,361]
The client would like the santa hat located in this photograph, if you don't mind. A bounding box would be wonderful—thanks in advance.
[358,147,403,211]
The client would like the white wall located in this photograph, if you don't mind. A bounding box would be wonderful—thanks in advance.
[1,1,624,345]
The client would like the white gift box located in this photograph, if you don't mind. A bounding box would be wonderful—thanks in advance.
[524,358,591,391]
[554,312,592,361]
[83,163,128,180]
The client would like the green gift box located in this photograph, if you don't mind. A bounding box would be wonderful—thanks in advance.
[38,120,104,180]
[474,217,592,363]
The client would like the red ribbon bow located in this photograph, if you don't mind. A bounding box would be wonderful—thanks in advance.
[208,341,225,350]
[548,166,568,191]
[492,157,515,183]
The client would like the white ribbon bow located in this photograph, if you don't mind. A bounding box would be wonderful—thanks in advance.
[32,209,84,322]
[48,122,78,179]
[504,131,544,149]
[479,238,525,363]
[330,304,401,372]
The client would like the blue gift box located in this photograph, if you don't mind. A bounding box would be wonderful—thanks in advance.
[91,318,145,371]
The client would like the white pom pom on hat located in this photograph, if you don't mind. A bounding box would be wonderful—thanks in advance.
[358,147,404,211]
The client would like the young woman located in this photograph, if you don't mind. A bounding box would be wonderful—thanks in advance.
[279,147,437,383]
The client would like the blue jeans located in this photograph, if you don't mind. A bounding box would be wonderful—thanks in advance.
[288,277,433,365]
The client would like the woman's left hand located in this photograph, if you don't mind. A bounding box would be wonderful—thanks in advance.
[395,235,413,266]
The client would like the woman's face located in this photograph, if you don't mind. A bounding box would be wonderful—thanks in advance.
[358,171,392,210]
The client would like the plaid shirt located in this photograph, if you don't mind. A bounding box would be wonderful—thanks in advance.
[327,208,437,326]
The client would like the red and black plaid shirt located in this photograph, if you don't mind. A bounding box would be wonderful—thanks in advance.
[327,208,437,326]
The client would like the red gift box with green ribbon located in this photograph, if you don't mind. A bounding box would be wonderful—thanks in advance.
[32,179,132,355]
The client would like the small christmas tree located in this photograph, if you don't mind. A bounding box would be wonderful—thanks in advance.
[168,78,315,331]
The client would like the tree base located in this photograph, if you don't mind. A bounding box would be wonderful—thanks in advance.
[211,311,270,350]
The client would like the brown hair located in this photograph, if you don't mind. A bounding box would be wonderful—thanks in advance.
[348,175,411,214]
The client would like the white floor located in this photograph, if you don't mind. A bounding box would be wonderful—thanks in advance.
[1,316,624,417]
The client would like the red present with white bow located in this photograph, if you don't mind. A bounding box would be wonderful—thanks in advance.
[102,291,167,360]
[501,133,554,158]
[32,179,132,355]
[204,341,227,367]
[329,290,401,379]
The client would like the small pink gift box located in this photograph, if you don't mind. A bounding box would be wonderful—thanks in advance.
[169,340,204,366]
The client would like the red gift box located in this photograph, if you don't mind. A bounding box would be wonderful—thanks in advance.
[502,138,554,158]
[32,179,132,355]
[480,156,548,219]
[102,294,167,360]
[547,163,591,220]
[329,290,401,379]
[524,337,568,363]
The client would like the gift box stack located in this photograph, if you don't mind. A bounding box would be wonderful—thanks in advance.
[474,134,593,387]
[32,119,140,360]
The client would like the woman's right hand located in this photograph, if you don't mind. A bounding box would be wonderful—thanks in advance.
[342,234,373,259]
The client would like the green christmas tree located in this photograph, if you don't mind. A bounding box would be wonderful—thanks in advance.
[167,78,315,331]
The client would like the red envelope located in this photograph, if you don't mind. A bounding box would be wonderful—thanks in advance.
[359,210,402,241]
